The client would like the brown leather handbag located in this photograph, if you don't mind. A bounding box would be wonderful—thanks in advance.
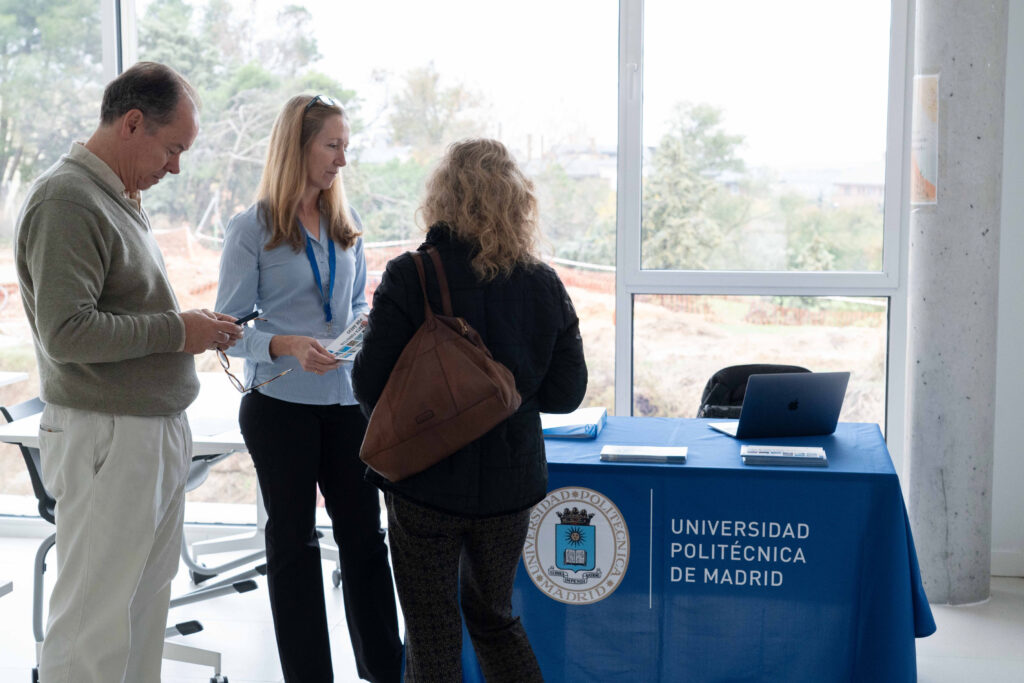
[359,247,522,482]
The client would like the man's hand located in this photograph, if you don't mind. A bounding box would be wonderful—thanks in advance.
[181,309,245,354]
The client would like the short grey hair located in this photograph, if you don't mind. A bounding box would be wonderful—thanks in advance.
[99,61,199,129]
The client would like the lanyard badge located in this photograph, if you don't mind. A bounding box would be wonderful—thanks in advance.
[304,232,337,335]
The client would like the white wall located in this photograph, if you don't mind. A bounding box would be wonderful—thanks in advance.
[991,0,1024,577]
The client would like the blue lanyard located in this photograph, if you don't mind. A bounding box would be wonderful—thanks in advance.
[303,231,336,325]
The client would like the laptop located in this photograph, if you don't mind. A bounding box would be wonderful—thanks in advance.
[707,371,851,438]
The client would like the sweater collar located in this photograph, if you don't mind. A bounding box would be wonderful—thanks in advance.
[423,222,476,258]
[68,142,142,212]
[424,221,454,246]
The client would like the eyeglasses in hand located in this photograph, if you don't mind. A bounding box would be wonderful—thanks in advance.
[217,349,292,394]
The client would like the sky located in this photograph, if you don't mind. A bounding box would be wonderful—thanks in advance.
[163,0,894,172]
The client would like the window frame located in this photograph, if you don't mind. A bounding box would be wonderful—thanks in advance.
[614,0,915,471]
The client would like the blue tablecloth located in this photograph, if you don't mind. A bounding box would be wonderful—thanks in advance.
[461,417,935,682]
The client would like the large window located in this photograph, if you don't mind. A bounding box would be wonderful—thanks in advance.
[0,0,912,512]
[132,0,617,250]
[631,295,888,422]
[613,0,912,452]
[131,0,618,506]
[641,1,891,273]
[0,0,105,505]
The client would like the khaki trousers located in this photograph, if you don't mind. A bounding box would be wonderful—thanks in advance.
[37,404,192,683]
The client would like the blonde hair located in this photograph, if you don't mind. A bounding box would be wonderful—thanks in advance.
[419,138,540,281]
[257,95,360,251]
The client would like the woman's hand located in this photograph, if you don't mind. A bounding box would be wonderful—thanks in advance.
[270,335,343,375]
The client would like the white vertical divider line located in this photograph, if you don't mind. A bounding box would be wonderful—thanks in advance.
[649,487,654,609]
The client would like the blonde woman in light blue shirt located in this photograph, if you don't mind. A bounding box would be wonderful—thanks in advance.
[215,94,402,683]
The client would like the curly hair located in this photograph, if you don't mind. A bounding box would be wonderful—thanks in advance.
[257,94,360,252]
[419,138,540,281]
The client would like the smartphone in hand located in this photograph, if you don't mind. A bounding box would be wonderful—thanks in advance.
[234,309,262,326]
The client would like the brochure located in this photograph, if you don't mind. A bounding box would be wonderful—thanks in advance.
[740,445,828,467]
[541,406,607,439]
[600,444,687,464]
[325,312,369,361]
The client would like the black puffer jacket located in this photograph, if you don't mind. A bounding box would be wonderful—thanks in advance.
[352,224,587,517]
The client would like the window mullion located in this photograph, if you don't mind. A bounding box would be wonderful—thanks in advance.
[615,0,644,416]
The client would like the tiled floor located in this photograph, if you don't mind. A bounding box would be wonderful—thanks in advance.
[2,529,1024,682]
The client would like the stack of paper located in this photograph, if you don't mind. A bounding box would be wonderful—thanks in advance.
[740,445,828,467]
[541,406,607,439]
[600,445,687,464]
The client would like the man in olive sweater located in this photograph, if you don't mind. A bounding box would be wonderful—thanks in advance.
[15,62,243,683]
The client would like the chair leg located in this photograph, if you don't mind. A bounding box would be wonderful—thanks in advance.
[319,540,343,587]
[170,575,259,609]
[33,533,55,647]
[185,485,268,576]
[162,640,223,676]
[180,532,264,584]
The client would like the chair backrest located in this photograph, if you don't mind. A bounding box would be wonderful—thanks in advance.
[697,364,811,418]
[0,397,55,524]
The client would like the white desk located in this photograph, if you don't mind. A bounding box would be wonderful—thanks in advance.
[0,373,260,568]
[0,371,29,388]
[0,372,245,456]
[0,372,340,580]
[0,370,26,600]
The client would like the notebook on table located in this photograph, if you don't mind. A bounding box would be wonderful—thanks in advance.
[707,371,850,439]
[541,407,607,439]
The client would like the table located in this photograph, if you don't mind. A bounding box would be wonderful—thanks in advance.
[0,373,339,577]
[0,371,28,387]
[0,373,244,456]
[467,417,936,683]
[0,370,28,602]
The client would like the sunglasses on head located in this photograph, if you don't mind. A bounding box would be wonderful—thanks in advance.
[304,94,340,114]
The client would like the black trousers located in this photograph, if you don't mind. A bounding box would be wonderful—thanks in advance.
[240,390,403,683]
[385,493,543,683]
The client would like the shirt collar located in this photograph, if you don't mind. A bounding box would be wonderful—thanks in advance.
[303,215,328,245]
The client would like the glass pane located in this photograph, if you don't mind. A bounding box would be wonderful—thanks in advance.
[1,1,105,506]
[641,1,891,271]
[632,294,887,426]
[131,0,618,505]
[554,262,616,414]
[135,0,617,249]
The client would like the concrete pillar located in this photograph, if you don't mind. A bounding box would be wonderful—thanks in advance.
[905,0,1008,604]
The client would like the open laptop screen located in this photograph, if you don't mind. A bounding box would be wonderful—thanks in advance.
[708,371,850,439]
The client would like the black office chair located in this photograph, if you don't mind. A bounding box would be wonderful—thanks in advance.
[696,364,811,418]
[1,397,248,683]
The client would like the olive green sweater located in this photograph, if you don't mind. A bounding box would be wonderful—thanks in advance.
[15,144,199,416]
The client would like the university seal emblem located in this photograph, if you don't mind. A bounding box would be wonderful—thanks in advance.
[522,486,629,604]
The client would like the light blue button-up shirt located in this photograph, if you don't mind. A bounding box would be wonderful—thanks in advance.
[215,203,369,406]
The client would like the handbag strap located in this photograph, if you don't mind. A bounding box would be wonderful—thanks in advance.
[425,247,454,316]
[412,246,455,318]
[411,251,435,321]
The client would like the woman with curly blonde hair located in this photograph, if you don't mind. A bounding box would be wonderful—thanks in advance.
[354,138,588,681]
[418,137,541,281]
